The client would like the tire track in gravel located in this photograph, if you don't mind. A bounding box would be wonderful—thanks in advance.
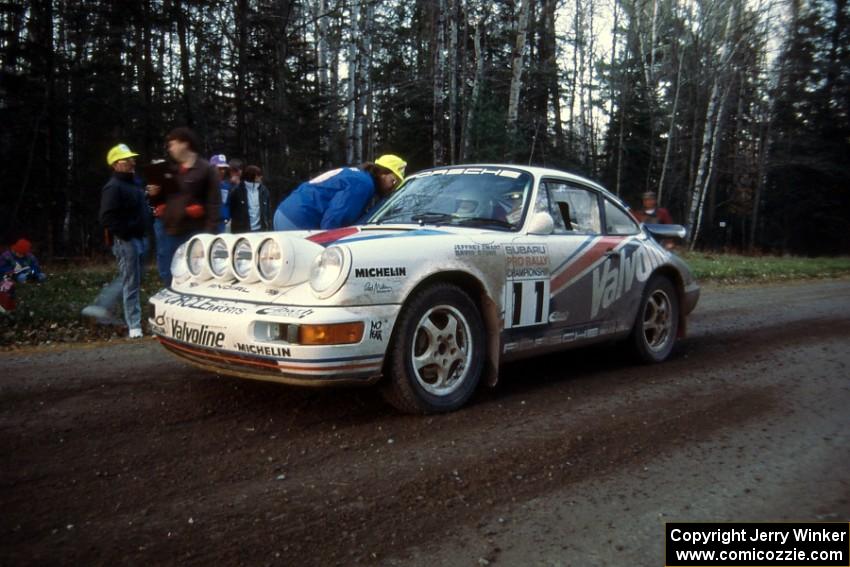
[1,281,849,566]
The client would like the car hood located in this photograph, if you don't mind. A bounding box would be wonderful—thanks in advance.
[167,225,505,306]
[303,224,494,246]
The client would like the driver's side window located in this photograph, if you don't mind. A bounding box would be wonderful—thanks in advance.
[540,181,601,234]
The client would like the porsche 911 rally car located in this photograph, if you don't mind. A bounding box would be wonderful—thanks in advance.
[149,165,700,413]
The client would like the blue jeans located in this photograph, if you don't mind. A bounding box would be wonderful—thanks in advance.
[154,218,193,287]
[91,237,145,329]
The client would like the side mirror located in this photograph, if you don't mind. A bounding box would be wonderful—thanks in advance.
[527,212,554,235]
[645,223,687,240]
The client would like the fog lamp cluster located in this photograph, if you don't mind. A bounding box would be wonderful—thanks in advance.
[170,235,350,298]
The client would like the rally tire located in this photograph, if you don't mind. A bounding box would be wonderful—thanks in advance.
[630,275,679,363]
[381,283,485,414]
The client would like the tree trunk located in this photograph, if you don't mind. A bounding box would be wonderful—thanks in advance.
[448,0,458,164]
[345,2,358,164]
[142,0,155,158]
[506,0,530,160]
[577,2,588,164]
[568,1,579,155]
[749,84,776,252]
[687,2,737,249]
[175,0,194,126]
[543,0,563,154]
[274,0,294,168]
[313,0,330,160]
[462,14,485,161]
[329,10,340,165]
[690,76,734,250]
[657,45,685,205]
[432,0,446,165]
[356,0,371,162]
[235,0,248,157]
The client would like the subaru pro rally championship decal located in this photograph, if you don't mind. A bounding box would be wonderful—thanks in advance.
[503,243,550,328]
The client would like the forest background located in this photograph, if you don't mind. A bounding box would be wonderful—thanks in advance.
[1,0,847,257]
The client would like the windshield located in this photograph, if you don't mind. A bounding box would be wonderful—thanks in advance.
[366,167,533,231]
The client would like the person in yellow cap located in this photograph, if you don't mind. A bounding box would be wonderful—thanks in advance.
[273,154,407,230]
[81,143,148,338]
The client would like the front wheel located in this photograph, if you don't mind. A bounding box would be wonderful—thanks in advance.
[630,275,679,363]
[381,283,485,413]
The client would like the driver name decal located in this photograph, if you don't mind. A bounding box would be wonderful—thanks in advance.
[454,243,500,257]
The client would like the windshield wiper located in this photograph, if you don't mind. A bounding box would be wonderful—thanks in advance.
[410,211,454,225]
[453,216,514,229]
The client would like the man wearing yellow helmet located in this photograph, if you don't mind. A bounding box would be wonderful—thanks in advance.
[81,143,148,338]
[273,154,407,230]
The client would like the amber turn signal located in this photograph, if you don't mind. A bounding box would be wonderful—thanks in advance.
[298,322,364,345]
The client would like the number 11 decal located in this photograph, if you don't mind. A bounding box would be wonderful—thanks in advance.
[506,279,550,328]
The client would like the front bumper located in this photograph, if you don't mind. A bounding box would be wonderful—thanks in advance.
[149,288,399,386]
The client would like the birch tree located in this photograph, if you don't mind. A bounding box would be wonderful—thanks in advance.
[345,2,359,164]
[687,0,739,249]
[507,0,531,159]
[432,0,447,165]
[462,4,486,161]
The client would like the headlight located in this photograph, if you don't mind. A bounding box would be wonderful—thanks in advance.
[209,237,232,278]
[186,236,214,281]
[232,237,258,282]
[187,238,206,276]
[170,242,189,284]
[257,238,282,280]
[309,246,350,298]
[256,234,322,287]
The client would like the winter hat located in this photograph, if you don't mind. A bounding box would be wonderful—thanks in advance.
[375,154,407,183]
[210,154,229,168]
[11,239,31,256]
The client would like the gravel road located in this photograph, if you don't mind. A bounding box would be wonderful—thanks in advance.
[1,278,848,566]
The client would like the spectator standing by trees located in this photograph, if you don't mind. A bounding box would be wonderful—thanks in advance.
[228,159,244,188]
[81,144,148,338]
[210,153,233,232]
[633,191,673,224]
[228,165,272,233]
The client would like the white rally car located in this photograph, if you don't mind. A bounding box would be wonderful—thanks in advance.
[149,165,699,413]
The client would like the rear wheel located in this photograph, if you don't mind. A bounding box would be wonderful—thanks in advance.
[381,283,485,413]
[630,275,679,363]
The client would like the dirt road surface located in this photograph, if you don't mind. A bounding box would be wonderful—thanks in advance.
[2,279,849,566]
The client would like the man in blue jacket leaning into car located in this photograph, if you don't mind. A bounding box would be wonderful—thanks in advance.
[273,154,406,230]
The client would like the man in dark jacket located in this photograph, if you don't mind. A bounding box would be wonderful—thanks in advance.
[81,143,148,338]
[147,127,221,285]
[227,165,272,233]
[163,127,221,236]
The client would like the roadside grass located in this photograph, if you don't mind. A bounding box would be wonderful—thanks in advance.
[1,263,162,347]
[2,253,849,347]
[681,252,850,284]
